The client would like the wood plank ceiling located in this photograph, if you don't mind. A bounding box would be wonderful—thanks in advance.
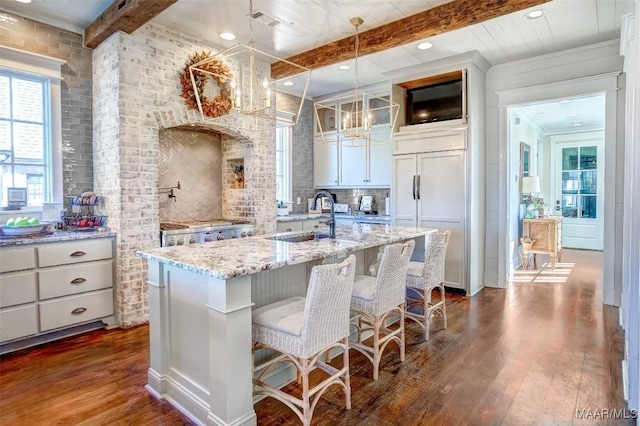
[271,0,550,78]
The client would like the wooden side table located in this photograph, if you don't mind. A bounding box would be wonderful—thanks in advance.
[522,217,563,269]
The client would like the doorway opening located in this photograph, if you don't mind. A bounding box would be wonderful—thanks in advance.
[507,93,606,276]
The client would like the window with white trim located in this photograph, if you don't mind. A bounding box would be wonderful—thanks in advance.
[0,69,51,207]
[275,125,292,203]
[0,46,64,209]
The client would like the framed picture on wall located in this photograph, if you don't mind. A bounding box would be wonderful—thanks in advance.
[520,142,531,198]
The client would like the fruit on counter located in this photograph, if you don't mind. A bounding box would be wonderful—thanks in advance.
[4,216,39,226]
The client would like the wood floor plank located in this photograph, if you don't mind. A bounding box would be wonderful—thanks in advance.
[0,249,629,425]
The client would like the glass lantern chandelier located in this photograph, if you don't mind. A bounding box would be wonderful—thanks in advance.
[188,0,311,132]
[314,17,398,147]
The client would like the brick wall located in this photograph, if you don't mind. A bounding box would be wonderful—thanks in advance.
[0,11,93,197]
[93,24,276,326]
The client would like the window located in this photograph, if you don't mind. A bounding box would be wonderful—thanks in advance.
[1,46,64,209]
[0,69,51,207]
[561,146,597,218]
[275,125,292,203]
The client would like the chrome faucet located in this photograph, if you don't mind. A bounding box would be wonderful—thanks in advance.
[312,191,336,238]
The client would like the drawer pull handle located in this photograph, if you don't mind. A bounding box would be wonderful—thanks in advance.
[71,307,87,315]
[70,251,86,257]
[71,278,87,284]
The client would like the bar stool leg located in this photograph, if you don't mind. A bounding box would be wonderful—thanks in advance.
[441,286,448,329]
[400,305,406,362]
[301,358,311,426]
[372,319,381,381]
[343,337,351,410]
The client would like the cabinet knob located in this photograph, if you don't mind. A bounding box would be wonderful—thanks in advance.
[70,278,87,284]
[335,180,338,183]
[71,307,87,315]
[70,251,86,257]
[286,228,292,232]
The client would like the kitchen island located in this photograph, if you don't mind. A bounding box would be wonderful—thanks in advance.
[137,224,434,426]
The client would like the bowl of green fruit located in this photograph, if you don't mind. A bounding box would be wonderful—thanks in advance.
[1,217,49,236]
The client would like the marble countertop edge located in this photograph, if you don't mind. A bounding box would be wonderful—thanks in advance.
[137,225,434,280]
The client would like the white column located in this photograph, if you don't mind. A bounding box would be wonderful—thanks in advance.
[206,275,257,426]
[145,260,171,397]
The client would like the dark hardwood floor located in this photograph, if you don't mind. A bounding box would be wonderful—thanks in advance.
[0,249,631,425]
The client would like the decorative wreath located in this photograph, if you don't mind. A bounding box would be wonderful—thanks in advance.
[179,51,233,118]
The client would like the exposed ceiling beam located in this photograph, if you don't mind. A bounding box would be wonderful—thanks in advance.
[84,0,178,49]
[271,0,550,79]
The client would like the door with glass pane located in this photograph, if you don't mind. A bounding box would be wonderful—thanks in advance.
[555,141,604,250]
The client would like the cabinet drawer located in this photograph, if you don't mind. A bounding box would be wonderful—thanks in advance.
[39,289,114,332]
[38,238,113,267]
[0,304,37,342]
[302,219,329,231]
[0,271,37,308]
[39,260,113,300]
[276,221,303,233]
[0,247,36,273]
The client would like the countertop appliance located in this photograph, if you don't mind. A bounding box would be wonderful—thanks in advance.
[160,219,254,247]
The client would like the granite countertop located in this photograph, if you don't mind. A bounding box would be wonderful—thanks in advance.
[277,213,391,222]
[137,224,433,280]
[0,229,116,247]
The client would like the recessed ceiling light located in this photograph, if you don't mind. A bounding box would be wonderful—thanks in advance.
[417,42,433,50]
[219,32,236,41]
[567,113,578,117]
[282,81,294,86]
[15,0,32,3]
[559,99,572,104]
[338,65,350,70]
[525,9,546,19]
[571,122,583,127]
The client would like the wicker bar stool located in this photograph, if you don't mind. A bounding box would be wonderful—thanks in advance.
[405,230,451,341]
[252,255,356,426]
[349,240,415,380]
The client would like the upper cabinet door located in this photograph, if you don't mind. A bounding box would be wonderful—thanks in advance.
[368,128,391,186]
[339,138,367,186]
[368,94,391,127]
[314,138,339,187]
[315,104,337,134]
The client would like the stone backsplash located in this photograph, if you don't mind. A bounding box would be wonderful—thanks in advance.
[158,128,222,222]
[323,188,390,215]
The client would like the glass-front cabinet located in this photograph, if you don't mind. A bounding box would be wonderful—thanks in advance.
[314,93,394,135]
[315,103,337,134]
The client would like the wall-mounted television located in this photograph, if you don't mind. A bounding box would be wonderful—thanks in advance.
[404,71,466,126]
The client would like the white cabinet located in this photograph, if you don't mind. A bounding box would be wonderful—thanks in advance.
[302,218,329,232]
[338,128,391,187]
[0,237,115,350]
[276,218,330,233]
[314,138,339,187]
[277,221,303,233]
[392,130,466,291]
[314,92,393,189]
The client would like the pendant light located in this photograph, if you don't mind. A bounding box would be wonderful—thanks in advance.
[314,17,399,147]
[189,0,311,132]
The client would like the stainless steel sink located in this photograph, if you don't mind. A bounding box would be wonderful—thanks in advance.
[273,233,332,243]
